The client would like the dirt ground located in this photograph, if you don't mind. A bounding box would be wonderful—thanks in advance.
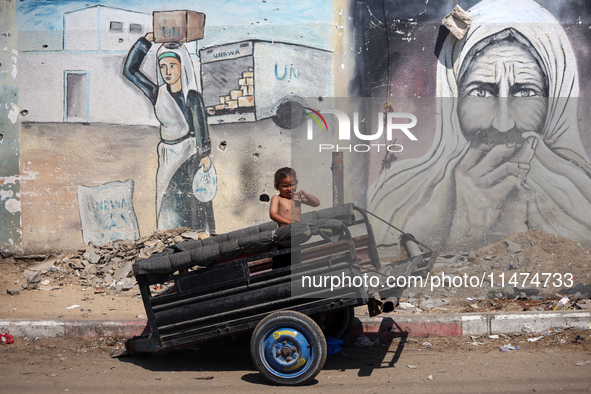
[0,228,590,320]
[1,331,590,393]
[0,227,194,320]
[0,276,146,321]
[1,228,591,392]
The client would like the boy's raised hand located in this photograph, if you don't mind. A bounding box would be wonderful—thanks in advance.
[296,190,320,207]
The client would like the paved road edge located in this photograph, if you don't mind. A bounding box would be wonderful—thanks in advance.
[1,311,590,339]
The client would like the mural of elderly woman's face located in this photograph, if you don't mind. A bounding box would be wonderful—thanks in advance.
[457,35,548,145]
[159,57,182,86]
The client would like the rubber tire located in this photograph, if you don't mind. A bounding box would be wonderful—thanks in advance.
[321,307,355,340]
[251,311,327,386]
[272,100,306,129]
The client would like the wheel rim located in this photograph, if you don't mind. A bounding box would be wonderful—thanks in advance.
[259,325,315,379]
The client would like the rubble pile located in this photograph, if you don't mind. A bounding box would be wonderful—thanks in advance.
[2,228,590,312]
[393,229,591,313]
[10,228,208,295]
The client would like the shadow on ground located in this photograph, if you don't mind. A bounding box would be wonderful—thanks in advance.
[116,317,407,386]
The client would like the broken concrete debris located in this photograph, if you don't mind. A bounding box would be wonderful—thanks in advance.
[505,240,522,255]
[12,227,209,295]
[29,255,57,272]
[418,298,450,311]
[7,288,20,296]
[23,270,40,286]
[395,229,591,304]
[442,4,472,40]
[6,227,591,313]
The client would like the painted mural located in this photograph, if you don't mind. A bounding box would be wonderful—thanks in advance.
[77,179,139,245]
[123,23,215,232]
[4,0,334,253]
[5,0,591,255]
[361,0,591,251]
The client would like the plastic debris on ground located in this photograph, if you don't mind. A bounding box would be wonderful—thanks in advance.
[326,336,345,356]
[1,333,14,344]
[499,344,520,352]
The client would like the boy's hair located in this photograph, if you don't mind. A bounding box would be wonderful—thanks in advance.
[274,167,297,188]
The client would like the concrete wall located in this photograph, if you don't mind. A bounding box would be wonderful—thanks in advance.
[2,0,591,257]
[0,1,21,252]
[356,0,591,254]
[2,1,338,254]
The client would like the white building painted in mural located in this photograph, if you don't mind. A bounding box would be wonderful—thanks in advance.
[19,5,198,126]
[64,6,151,52]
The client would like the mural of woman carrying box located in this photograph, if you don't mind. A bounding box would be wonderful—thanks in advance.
[124,11,215,233]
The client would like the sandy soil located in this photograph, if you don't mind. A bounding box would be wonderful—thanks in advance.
[0,275,145,321]
[1,331,590,393]
[1,228,590,320]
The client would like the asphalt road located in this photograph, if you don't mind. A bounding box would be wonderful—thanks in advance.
[2,334,591,393]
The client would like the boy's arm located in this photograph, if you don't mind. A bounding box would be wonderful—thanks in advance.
[270,196,291,225]
[298,190,320,207]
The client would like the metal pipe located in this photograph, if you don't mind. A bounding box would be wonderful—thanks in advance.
[380,297,399,313]
[401,233,422,257]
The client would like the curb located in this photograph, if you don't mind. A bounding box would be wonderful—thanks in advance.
[353,310,591,338]
[0,320,147,339]
[1,311,590,339]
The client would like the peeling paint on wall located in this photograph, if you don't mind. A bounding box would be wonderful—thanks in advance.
[7,103,19,124]
[4,198,21,214]
[0,1,22,253]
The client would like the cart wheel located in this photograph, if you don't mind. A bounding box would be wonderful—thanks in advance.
[322,307,355,340]
[251,311,327,386]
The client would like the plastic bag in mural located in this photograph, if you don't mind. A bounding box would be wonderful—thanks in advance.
[77,179,140,246]
[193,163,217,202]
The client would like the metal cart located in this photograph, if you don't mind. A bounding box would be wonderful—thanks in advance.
[125,204,435,385]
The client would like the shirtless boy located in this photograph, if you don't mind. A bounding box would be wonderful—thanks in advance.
[270,167,320,226]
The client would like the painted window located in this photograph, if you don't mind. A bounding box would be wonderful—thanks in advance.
[129,23,143,34]
[109,21,124,32]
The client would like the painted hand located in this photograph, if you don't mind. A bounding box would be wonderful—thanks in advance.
[451,134,538,238]
[199,155,212,172]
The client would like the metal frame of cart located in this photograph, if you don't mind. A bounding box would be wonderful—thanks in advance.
[125,204,436,385]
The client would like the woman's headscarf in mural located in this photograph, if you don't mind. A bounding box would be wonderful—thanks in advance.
[154,42,199,142]
[156,42,199,99]
[368,0,591,250]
